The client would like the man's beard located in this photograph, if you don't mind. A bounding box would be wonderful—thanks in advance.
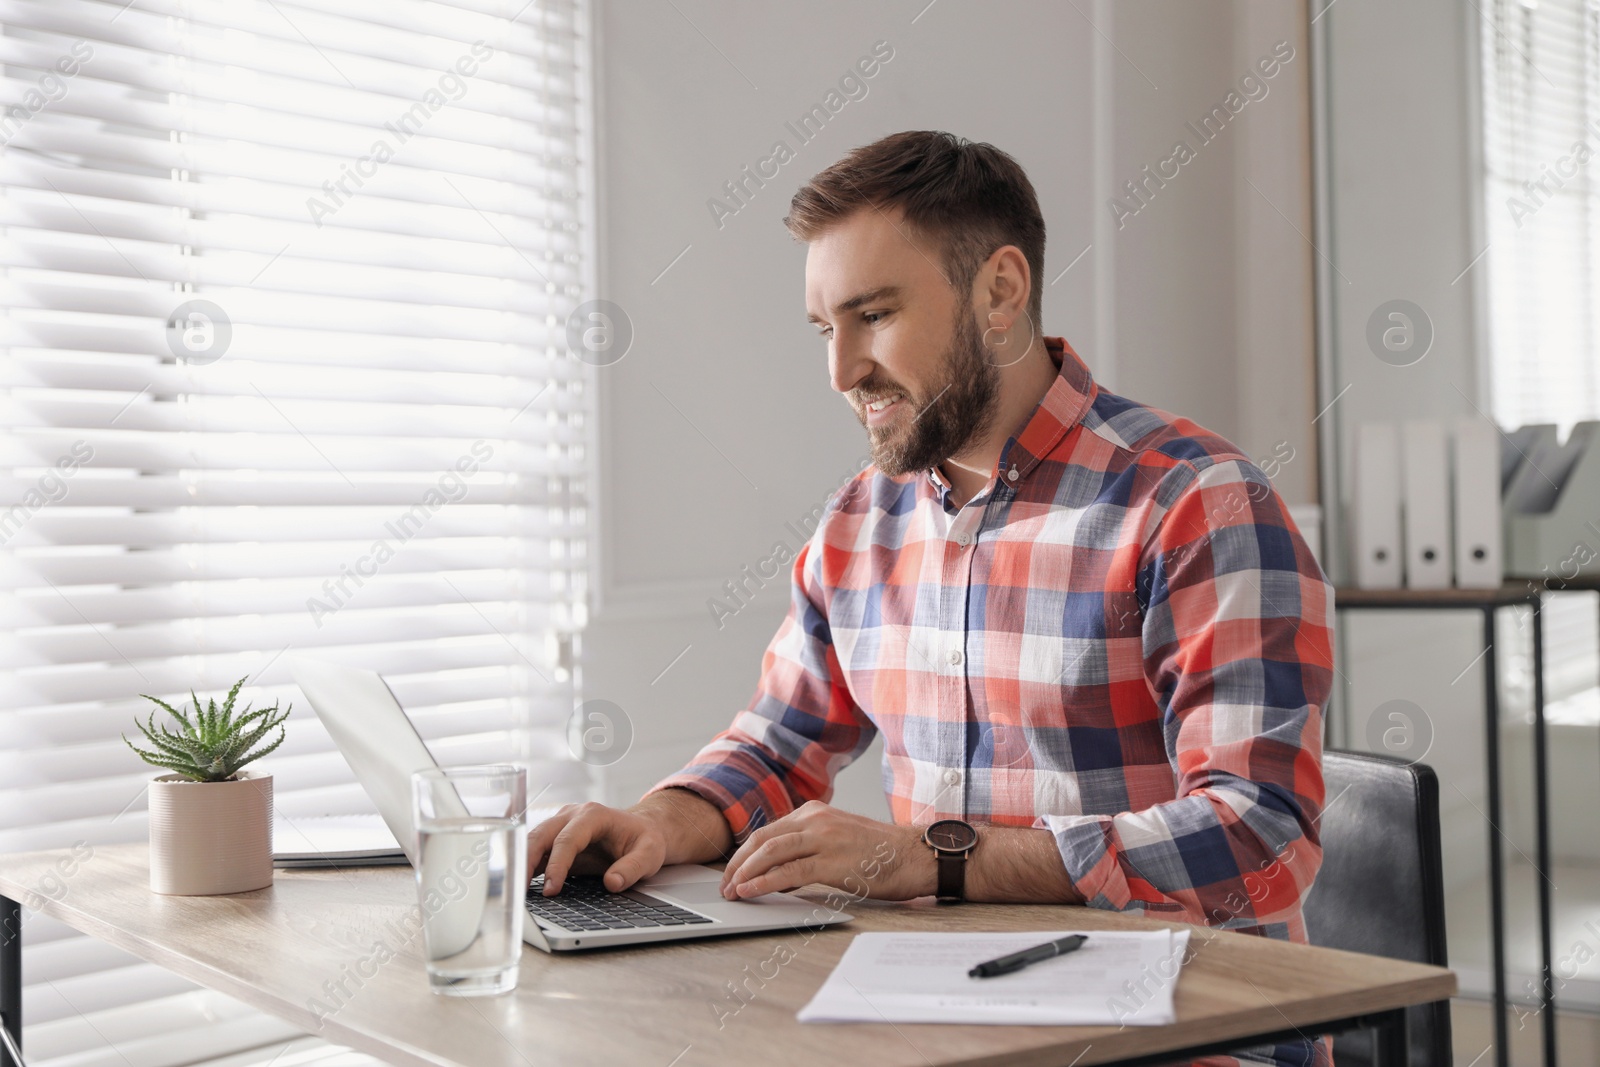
[851,308,1000,478]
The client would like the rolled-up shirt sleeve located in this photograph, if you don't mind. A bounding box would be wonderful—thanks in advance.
[1038,458,1332,928]
[645,527,877,843]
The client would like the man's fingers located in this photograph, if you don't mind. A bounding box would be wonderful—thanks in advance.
[734,858,814,899]
[722,832,812,899]
[601,845,660,893]
[541,816,598,895]
[721,804,831,889]
[525,808,575,884]
[719,820,784,891]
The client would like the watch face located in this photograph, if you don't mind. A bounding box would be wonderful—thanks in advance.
[925,819,977,852]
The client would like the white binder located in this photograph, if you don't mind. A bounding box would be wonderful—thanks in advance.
[1500,424,1556,493]
[1505,424,1584,515]
[1353,422,1403,588]
[1506,422,1600,577]
[1453,419,1503,588]
[1401,420,1452,589]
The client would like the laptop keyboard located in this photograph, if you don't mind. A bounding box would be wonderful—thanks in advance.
[526,874,716,931]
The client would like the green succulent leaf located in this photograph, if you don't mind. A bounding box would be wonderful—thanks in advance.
[121,736,209,781]
[130,715,205,763]
[130,677,289,783]
[140,694,194,734]
[230,728,286,775]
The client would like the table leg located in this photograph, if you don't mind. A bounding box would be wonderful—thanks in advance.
[1531,599,1557,1066]
[1,894,20,1067]
[1370,1006,1409,1067]
[1483,606,1509,1067]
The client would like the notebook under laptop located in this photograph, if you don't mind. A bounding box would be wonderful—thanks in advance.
[288,658,853,952]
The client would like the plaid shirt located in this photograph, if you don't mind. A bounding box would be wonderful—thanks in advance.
[653,338,1332,1065]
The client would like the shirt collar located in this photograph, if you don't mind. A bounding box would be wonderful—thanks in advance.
[925,336,1096,495]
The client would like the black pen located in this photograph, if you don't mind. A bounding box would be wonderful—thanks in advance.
[968,934,1088,978]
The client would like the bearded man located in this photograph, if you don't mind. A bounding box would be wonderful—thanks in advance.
[528,130,1334,1067]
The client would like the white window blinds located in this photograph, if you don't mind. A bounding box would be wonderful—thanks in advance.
[1480,0,1600,710]
[1481,0,1600,434]
[0,1,592,1064]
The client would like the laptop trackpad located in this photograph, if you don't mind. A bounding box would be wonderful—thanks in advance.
[661,881,733,906]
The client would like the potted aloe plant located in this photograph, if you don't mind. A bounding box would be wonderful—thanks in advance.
[123,677,290,895]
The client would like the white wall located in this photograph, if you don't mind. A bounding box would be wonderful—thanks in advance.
[584,0,1319,815]
[1319,0,1506,890]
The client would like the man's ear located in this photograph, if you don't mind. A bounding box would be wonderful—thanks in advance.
[978,244,1035,365]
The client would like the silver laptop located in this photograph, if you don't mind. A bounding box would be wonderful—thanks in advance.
[289,658,853,952]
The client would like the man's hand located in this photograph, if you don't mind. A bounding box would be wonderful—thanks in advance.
[718,801,934,901]
[525,802,667,896]
[526,788,733,895]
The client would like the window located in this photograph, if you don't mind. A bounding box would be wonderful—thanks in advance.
[1480,0,1600,712]
[1482,0,1600,435]
[0,1,592,1063]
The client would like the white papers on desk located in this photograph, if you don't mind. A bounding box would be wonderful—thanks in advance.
[797,929,1191,1026]
[273,812,407,867]
[272,806,565,867]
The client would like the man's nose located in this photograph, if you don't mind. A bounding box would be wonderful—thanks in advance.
[828,335,873,396]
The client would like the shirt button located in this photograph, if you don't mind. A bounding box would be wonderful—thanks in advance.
[1006,467,1020,481]
[955,533,971,547]
[947,649,964,666]
[943,769,962,786]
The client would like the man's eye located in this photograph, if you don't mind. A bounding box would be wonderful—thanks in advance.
[817,326,833,340]
[863,311,888,326]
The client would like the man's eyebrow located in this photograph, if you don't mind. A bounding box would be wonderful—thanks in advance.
[805,285,902,324]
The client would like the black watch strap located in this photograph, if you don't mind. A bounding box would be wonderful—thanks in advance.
[935,851,966,902]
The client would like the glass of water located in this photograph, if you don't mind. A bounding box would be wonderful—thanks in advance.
[411,764,528,996]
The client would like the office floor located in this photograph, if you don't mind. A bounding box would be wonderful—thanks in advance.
[1451,1000,1600,1066]
[1441,854,1600,1065]
[1444,857,1600,1011]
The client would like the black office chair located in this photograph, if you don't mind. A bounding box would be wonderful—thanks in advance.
[1302,749,1452,1067]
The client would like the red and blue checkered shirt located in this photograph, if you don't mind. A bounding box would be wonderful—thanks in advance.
[654,338,1332,1057]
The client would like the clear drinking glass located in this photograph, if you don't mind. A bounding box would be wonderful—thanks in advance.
[411,764,528,996]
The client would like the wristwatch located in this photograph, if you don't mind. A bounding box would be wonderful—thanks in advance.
[923,819,978,902]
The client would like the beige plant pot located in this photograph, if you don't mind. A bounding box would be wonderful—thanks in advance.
[148,771,274,895]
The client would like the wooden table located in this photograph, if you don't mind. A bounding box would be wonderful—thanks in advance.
[0,844,1456,1067]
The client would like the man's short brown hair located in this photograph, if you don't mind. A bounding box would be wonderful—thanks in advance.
[784,130,1046,330]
